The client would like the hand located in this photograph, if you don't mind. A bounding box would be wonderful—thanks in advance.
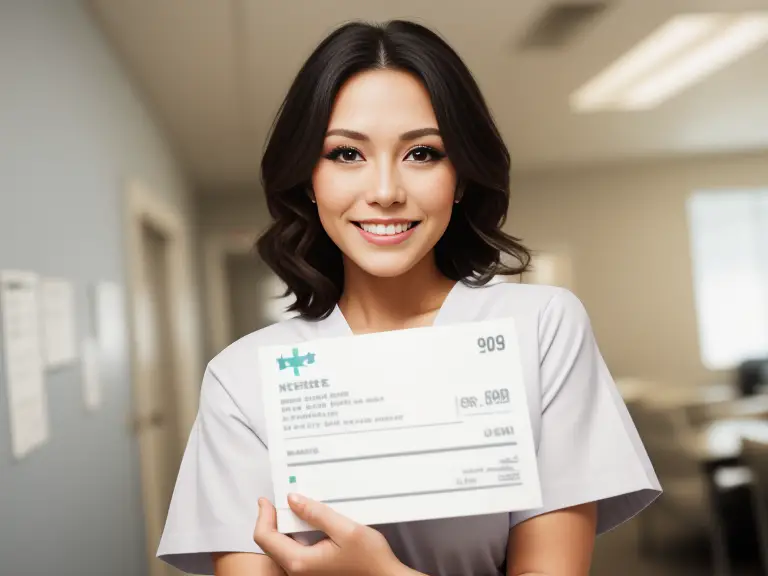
[254,494,404,576]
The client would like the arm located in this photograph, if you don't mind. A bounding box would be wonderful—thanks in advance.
[213,552,286,576]
[506,502,597,576]
[212,552,430,576]
[213,551,431,576]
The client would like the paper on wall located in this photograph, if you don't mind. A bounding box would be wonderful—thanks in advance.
[81,337,101,411]
[41,278,78,368]
[0,270,50,458]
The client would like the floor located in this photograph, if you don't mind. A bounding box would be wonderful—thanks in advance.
[591,518,763,576]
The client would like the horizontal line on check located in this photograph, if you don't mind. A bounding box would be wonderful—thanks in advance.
[322,482,523,504]
[287,419,463,441]
[287,441,517,467]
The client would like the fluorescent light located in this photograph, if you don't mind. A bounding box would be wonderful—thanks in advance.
[623,14,768,109]
[570,12,768,112]
[571,14,720,111]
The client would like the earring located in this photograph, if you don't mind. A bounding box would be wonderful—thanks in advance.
[454,181,465,204]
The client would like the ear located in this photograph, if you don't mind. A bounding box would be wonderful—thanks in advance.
[306,186,316,204]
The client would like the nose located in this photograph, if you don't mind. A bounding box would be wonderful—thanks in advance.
[366,164,405,208]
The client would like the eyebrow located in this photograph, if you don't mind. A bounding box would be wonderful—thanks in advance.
[325,127,441,141]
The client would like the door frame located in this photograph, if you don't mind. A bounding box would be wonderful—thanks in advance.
[124,179,201,573]
[202,230,256,359]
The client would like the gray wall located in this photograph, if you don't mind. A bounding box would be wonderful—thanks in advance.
[0,1,197,575]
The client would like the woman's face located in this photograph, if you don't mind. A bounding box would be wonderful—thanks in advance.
[312,69,457,279]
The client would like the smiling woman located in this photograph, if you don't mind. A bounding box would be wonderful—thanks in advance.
[156,19,661,576]
[256,21,530,321]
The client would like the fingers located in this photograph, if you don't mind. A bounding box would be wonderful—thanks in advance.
[253,499,305,568]
[287,493,357,541]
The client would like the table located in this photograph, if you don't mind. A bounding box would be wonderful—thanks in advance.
[634,383,739,411]
[687,418,768,576]
[692,418,768,466]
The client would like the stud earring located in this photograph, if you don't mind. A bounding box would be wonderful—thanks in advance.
[454,181,465,204]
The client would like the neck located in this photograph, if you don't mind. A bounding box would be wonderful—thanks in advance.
[338,254,456,334]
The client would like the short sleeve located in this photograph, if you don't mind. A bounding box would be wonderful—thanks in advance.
[156,365,271,575]
[510,289,661,534]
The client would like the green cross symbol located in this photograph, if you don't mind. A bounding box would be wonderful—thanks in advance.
[277,348,316,376]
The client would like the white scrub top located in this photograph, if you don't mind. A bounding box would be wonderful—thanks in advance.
[157,281,661,575]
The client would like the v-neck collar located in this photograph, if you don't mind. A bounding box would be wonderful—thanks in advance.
[325,280,465,337]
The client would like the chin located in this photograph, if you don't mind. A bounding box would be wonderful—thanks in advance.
[347,253,423,279]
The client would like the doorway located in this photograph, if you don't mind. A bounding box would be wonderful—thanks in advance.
[225,253,276,341]
[125,181,200,576]
[203,231,296,360]
[138,222,183,549]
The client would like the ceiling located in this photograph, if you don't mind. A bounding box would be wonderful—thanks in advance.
[87,0,768,192]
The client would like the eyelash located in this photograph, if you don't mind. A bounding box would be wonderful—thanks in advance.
[323,145,446,164]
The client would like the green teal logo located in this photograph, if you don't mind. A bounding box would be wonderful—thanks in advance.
[277,348,316,376]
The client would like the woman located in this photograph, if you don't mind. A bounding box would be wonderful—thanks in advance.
[158,20,661,576]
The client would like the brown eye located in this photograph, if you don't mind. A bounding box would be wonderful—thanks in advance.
[405,146,446,163]
[324,146,364,163]
[341,149,361,162]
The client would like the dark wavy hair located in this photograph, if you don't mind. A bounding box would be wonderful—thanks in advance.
[256,20,531,320]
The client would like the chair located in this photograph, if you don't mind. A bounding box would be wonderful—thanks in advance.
[738,358,768,397]
[627,400,752,572]
[627,402,707,544]
[741,439,768,574]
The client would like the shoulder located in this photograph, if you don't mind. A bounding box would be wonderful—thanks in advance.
[208,317,309,378]
[461,280,587,323]
[202,317,321,421]
[459,281,592,353]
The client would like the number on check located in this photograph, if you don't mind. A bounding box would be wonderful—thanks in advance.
[485,388,510,405]
[478,334,505,353]
[459,389,510,410]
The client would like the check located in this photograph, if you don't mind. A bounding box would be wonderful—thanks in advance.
[258,318,542,533]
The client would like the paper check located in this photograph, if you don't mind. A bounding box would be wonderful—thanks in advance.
[258,318,542,533]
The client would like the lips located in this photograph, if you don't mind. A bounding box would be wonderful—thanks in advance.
[355,221,418,236]
[352,220,420,246]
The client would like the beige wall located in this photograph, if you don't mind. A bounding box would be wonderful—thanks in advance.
[198,191,269,234]
[508,151,768,388]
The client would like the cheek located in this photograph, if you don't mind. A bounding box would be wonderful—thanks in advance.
[312,164,355,216]
[410,170,456,216]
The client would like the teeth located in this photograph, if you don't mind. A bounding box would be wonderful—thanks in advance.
[360,222,413,236]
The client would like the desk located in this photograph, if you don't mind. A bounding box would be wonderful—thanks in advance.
[689,418,768,576]
[638,383,739,410]
[716,395,768,419]
[691,418,768,468]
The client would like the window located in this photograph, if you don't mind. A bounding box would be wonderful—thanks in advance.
[687,189,768,370]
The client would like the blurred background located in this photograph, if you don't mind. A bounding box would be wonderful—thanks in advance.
[1,0,768,575]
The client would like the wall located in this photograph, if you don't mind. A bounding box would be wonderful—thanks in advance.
[197,191,269,235]
[0,2,199,575]
[508,151,768,388]
[196,193,265,360]
[226,253,277,342]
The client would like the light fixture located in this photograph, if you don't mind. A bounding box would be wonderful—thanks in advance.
[571,12,768,112]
